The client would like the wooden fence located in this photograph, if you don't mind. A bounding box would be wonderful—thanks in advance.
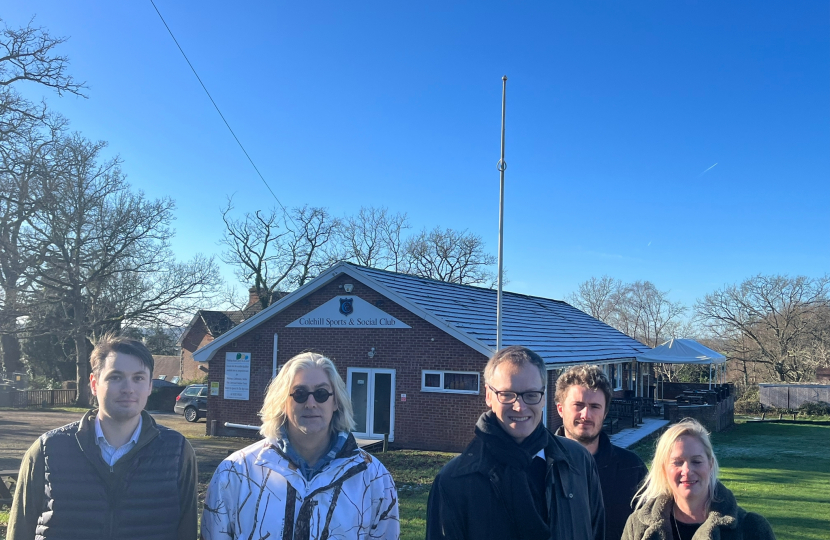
[12,389,77,408]
[759,384,830,409]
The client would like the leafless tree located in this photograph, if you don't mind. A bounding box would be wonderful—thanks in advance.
[696,274,830,383]
[0,18,85,139]
[27,134,220,405]
[336,206,410,272]
[569,277,687,348]
[0,17,85,376]
[404,227,497,286]
[0,114,65,376]
[567,275,625,323]
[220,199,339,310]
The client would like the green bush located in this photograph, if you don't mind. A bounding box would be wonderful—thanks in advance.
[798,401,830,417]
[734,400,765,414]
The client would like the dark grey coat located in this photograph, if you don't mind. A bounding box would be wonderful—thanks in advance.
[621,482,776,540]
[426,429,605,540]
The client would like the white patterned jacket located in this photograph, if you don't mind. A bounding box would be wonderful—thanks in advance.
[201,433,400,540]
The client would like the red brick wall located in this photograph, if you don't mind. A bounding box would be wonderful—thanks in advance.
[205,274,492,452]
[180,318,211,382]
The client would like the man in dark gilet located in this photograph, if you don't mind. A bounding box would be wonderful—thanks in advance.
[7,335,198,540]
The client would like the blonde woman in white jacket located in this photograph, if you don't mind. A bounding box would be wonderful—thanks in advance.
[201,352,400,540]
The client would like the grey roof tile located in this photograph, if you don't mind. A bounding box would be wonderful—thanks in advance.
[351,265,650,365]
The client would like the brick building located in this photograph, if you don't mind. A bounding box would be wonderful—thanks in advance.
[193,262,649,452]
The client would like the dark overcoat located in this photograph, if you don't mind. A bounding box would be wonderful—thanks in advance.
[426,430,605,540]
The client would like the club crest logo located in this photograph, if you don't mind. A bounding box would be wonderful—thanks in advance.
[339,298,354,316]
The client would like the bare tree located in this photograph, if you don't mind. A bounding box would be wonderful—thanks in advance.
[696,274,830,383]
[569,277,687,348]
[0,115,65,376]
[337,206,410,272]
[567,275,625,323]
[0,18,85,139]
[27,134,220,405]
[0,17,84,376]
[220,199,339,310]
[404,227,497,286]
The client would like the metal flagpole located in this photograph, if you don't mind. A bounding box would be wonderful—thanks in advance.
[496,76,507,351]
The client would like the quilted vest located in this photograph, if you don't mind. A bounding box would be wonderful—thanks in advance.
[34,419,183,540]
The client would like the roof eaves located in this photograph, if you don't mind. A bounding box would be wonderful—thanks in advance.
[192,264,352,362]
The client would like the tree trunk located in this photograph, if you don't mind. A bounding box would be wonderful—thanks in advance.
[0,333,23,377]
[74,334,92,407]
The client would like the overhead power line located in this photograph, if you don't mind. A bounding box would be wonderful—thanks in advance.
[149,0,293,222]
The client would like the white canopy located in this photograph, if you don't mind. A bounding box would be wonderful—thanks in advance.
[636,338,726,365]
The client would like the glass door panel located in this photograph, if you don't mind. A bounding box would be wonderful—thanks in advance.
[372,373,392,436]
[350,371,369,434]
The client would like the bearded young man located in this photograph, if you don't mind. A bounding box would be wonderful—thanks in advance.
[7,335,197,540]
[426,346,605,540]
[555,365,648,540]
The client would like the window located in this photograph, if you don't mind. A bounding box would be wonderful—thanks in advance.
[421,370,479,394]
[171,376,181,384]
[608,363,623,390]
[157,375,167,381]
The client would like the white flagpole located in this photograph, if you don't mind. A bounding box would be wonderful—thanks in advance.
[496,76,507,351]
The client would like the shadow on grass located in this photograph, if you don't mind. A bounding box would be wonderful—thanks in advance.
[761,515,830,540]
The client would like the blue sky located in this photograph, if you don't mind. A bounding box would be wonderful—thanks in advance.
[5,1,829,309]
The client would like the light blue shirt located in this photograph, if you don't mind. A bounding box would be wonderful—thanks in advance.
[94,415,142,466]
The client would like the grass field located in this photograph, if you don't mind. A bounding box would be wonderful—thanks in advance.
[630,421,830,540]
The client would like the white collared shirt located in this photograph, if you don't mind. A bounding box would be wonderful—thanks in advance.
[94,415,143,466]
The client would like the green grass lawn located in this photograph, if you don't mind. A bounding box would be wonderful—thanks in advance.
[3,420,826,540]
[380,450,456,540]
[630,421,830,540]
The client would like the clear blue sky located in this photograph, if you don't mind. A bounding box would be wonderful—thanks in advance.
[6,1,829,309]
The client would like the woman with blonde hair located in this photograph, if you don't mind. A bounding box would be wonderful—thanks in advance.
[202,352,399,539]
[622,418,775,540]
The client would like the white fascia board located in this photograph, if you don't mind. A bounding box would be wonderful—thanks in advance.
[192,263,350,362]
[544,357,637,369]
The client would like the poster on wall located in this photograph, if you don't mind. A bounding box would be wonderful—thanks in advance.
[224,352,251,400]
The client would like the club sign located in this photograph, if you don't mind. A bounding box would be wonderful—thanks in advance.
[287,295,411,329]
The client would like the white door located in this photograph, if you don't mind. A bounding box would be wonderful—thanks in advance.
[347,368,395,440]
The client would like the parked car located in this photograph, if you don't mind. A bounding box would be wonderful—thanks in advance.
[174,383,208,422]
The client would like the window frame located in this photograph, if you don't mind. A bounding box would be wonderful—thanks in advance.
[421,370,480,395]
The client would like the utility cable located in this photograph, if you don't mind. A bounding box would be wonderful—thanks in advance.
[149,0,295,224]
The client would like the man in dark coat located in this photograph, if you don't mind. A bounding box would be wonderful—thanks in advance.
[555,365,648,540]
[7,335,198,540]
[426,346,605,540]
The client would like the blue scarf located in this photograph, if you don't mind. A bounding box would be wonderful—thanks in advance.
[275,428,348,481]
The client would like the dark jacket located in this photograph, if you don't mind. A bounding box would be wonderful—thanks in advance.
[426,428,605,540]
[8,410,198,540]
[621,482,776,540]
[556,428,648,540]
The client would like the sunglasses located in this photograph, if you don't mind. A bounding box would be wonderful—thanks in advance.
[290,388,334,404]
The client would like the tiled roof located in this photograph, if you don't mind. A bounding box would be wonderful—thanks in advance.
[352,265,650,365]
[199,311,242,337]
[193,262,650,365]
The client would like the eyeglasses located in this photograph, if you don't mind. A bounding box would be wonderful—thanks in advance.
[487,384,545,405]
[290,388,334,404]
